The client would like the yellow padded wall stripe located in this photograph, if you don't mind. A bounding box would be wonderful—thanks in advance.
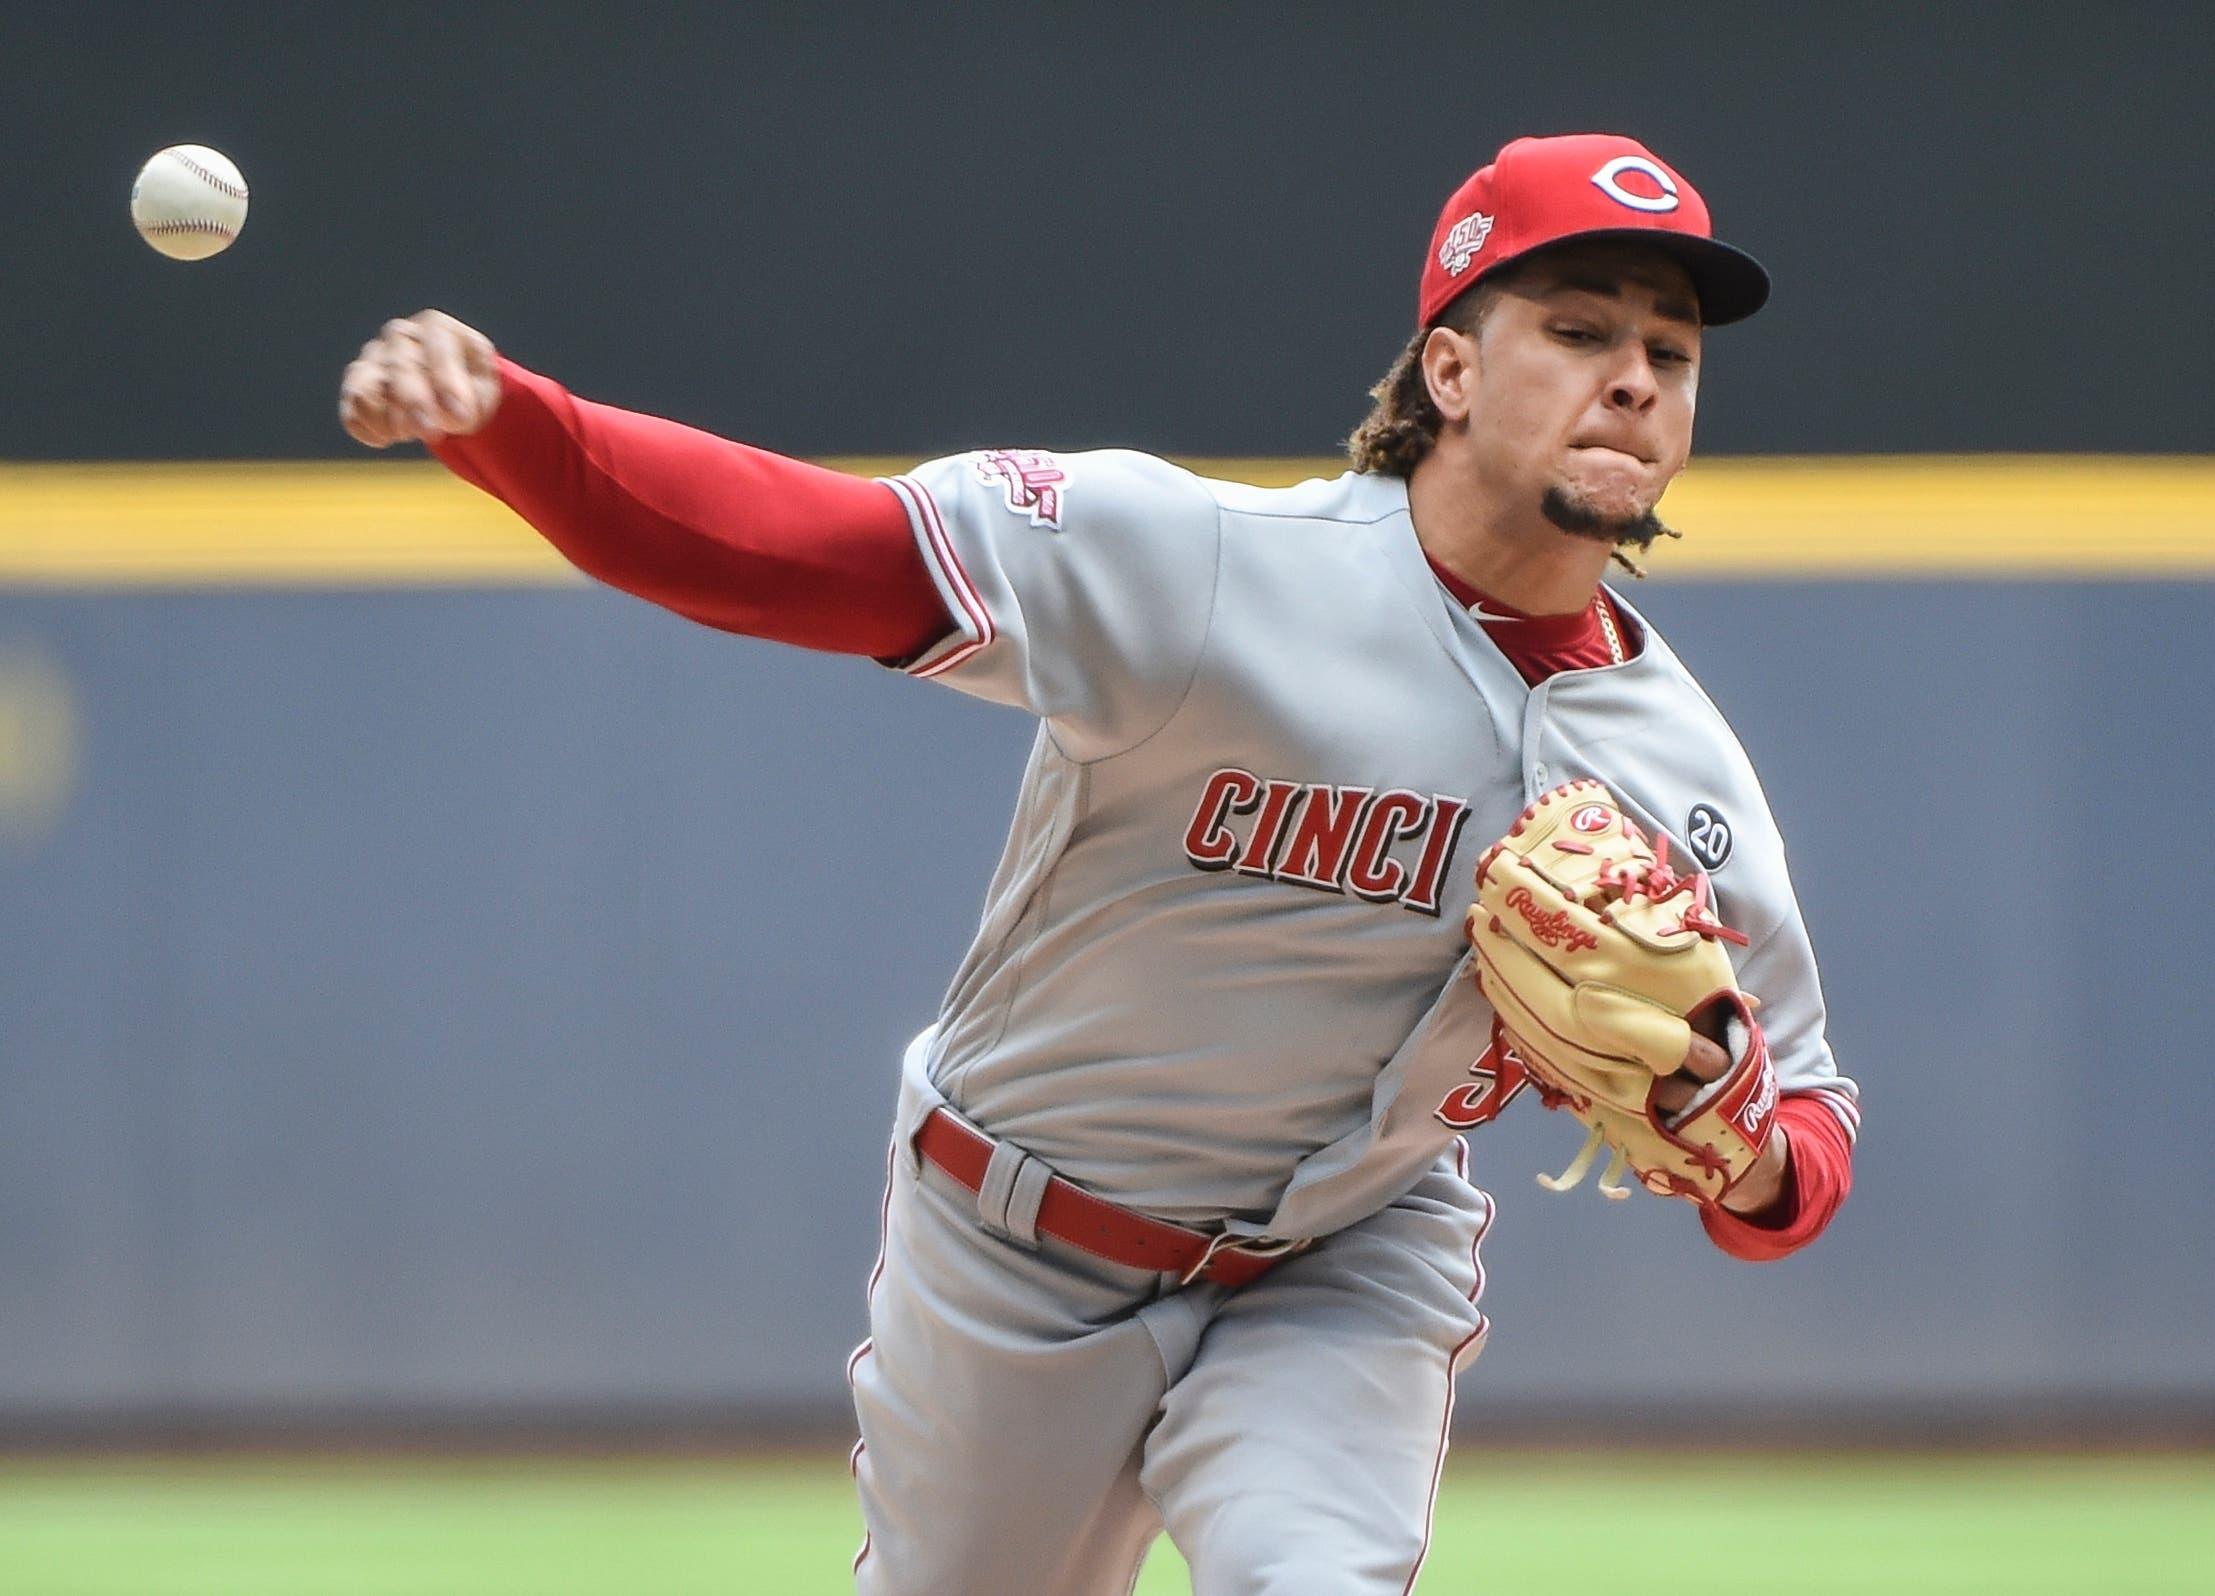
[1,456,2210,586]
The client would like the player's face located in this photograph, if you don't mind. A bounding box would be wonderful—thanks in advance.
[1463,247,1702,541]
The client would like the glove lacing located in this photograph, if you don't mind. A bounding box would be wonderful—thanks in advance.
[1588,831,1750,948]
[1537,1124,1633,1200]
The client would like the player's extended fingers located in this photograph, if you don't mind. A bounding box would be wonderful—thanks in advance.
[339,355,400,448]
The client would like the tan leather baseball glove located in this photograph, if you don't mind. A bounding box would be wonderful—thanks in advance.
[1465,780,1779,1206]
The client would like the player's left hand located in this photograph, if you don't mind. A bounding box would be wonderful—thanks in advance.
[1468,780,1785,1209]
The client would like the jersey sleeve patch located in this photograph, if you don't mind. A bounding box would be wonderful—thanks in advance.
[971,449,1069,529]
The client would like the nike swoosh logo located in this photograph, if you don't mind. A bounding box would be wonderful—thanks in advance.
[1466,605,1524,623]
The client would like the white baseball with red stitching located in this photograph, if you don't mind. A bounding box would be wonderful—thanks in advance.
[131,144,249,260]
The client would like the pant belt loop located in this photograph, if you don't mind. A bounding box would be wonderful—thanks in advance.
[1002,1156,1052,1249]
[975,1138,1031,1243]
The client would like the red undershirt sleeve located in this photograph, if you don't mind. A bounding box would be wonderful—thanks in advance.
[427,358,953,661]
[1699,1094,1855,1262]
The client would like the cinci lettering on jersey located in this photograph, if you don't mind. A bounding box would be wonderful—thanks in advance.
[1180,767,1471,917]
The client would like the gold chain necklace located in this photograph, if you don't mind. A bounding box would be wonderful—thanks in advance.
[1595,595,1626,665]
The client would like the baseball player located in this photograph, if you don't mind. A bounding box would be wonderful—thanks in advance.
[340,133,1860,1594]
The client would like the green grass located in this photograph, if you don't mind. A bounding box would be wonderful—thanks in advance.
[0,1451,2208,1594]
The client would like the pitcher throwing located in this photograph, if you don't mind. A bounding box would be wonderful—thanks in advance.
[339,132,1861,1594]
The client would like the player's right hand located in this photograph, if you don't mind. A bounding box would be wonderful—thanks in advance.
[339,310,501,448]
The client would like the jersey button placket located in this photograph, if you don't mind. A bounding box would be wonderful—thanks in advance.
[1523,680,1556,799]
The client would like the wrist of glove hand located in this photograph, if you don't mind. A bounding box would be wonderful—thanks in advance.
[1715,1116,1791,1216]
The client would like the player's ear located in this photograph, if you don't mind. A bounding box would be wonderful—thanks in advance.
[1419,326,1478,423]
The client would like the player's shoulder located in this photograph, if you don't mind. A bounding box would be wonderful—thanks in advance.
[1608,590,1790,856]
[899,446,1216,535]
[1196,466,1410,529]
[1610,592,1737,730]
[897,450,1409,535]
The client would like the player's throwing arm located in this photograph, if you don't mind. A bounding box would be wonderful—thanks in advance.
[339,310,502,448]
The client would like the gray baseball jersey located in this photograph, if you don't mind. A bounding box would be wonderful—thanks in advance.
[846,448,1858,1594]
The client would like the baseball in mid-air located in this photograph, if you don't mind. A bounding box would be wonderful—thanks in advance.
[130,144,249,260]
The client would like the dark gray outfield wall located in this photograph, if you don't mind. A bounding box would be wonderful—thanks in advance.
[7,2,2214,462]
[5,578,2212,1428]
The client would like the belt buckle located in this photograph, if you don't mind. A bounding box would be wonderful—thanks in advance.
[1176,1230,1309,1288]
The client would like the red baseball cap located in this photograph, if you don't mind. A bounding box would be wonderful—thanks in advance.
[1418,133,1769,328]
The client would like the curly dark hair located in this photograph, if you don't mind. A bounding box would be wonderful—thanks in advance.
[1344,285,1497,478]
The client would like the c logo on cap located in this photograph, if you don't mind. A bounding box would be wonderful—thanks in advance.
[1590,155,1680,214]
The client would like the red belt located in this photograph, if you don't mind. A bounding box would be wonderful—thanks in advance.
[913,1106,1306,1288]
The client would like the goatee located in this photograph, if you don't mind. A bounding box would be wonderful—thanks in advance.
[1541,485,1670,551]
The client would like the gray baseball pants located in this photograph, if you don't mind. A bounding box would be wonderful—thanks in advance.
[848,1069,1493,1595]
